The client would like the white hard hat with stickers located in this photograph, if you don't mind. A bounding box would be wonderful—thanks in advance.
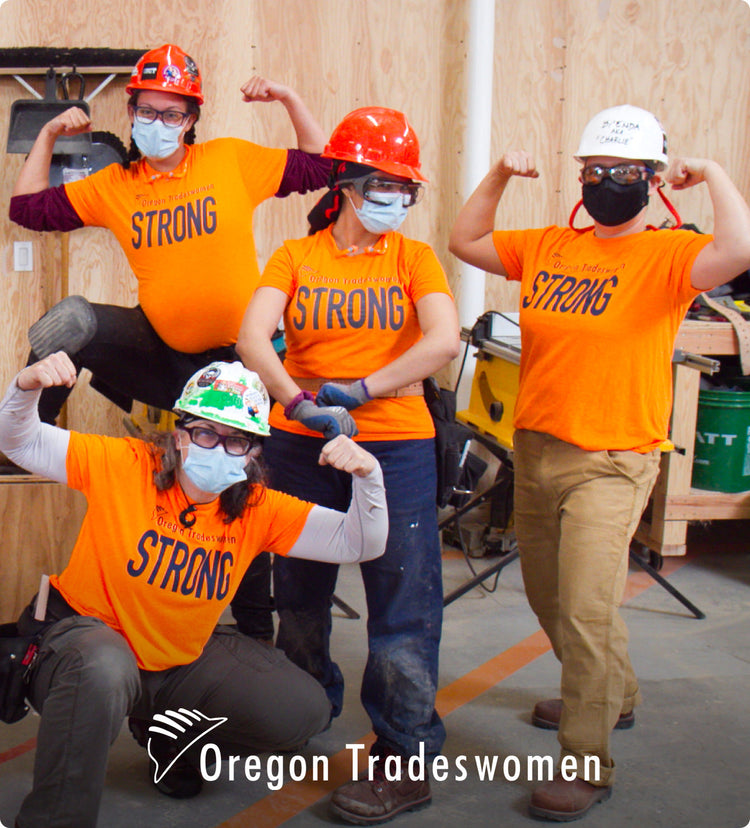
[575,104,668,170]
[174,361,271,436]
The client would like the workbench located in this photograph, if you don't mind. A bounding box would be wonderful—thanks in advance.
[635,319,750,557]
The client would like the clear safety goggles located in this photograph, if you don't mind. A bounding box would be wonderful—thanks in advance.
[580,163,655,186]
[341,174,423,207]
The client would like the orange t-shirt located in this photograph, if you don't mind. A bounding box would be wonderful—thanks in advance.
[50,432,312,671]
[64,138,287,353]
[260,227,454,441]
[492,226,711,452]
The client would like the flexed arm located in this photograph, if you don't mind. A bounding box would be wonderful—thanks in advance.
[669,158,750,291]
[240,76,326,153]
[287,436,388,564]
[0,352,76,483]
[12,107,92,196]
[448,151,539,275]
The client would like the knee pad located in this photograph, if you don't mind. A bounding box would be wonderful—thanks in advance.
[28,295,97,359]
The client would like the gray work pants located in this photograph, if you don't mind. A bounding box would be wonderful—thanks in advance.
[15,616,331,828]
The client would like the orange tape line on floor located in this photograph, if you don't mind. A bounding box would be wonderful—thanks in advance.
[0,555,690,828]
[0,737,36,765]
[215,627,552,828]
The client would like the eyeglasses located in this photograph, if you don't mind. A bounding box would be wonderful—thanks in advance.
[581,163,655,186]
[133,105,191,128]
[342,174,423,207]
[179,425,256,456]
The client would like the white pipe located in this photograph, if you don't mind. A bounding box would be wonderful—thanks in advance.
[85,73,117,103]
[456,0,496,407]
[12,75,42,99]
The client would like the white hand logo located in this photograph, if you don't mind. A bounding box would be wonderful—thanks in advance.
[147,707,227,784]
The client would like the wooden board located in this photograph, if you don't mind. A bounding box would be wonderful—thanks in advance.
[0,481,86,623]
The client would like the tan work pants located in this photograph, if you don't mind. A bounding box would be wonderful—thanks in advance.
[513,429,661,786]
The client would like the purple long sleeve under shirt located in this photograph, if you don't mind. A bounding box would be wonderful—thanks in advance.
[9,150,332,232]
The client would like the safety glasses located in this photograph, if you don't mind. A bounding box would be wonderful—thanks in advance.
[132,105,191,128]
[580,163,655,186]
[178,425,257,456]
[342,174,423,207]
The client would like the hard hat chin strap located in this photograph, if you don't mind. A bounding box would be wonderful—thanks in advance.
[656,185,682,228]
[568,198,586,230]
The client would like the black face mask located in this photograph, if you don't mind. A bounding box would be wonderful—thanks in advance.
[581,178,649,227]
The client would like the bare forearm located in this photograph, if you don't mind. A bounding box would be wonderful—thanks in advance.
[236,334,301,408]
[705,162,750,264]
[453,168,510,240]
[448,167,512,273]
[366,330,460,397]
[12,126,58,195]
[280,90,326,153]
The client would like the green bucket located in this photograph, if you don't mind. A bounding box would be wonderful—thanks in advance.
[692,384,750,492]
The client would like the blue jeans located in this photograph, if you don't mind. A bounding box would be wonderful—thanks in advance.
[266,428,446,759]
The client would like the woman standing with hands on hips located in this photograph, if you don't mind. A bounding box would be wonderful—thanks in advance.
[449,104,750,822]
[237,107,460,825]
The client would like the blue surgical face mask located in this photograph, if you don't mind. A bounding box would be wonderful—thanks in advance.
[351,192,408,234]
[181,443,248,494]
[132,119,183,160]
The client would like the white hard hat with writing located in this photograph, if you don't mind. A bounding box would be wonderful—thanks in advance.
[574,104,668,171]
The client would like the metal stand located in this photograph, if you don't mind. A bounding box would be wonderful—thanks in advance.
[332,594,360,620]
[442,548,519,606]
[439,445,518,607]
[629,544,705,619]
[438,432,705,618]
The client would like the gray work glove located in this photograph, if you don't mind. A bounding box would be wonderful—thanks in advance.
[287,398,358,438]
[316,379,371,411]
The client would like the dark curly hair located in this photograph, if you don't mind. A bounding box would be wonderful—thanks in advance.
[144,429,267,524]
[123,91,201,169]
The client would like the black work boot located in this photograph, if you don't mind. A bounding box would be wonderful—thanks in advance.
[330,746,431,824]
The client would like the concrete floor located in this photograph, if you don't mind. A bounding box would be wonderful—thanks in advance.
[1,520,749,828]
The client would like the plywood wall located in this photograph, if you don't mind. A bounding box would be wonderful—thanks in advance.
[0,0,748,615]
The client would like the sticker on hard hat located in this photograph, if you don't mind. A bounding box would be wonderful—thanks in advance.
[141,62,159,81]
[163,65,182,83]
[184,56,200,80]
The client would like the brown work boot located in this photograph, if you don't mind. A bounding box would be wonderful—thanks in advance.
[532,698,634,731]
[529,773,612,821]
[330,748,431,824]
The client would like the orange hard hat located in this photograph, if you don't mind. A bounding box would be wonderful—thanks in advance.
[126,44,203,105]
[323,107,427,182]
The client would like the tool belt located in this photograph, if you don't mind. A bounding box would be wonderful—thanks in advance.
[0,624,39,724]
[292,377,423,398]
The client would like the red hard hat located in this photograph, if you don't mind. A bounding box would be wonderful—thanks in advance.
[126,44,203,105]
[323,107,427,182]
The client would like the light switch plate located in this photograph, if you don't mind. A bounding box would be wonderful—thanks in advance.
[13,241,33,272]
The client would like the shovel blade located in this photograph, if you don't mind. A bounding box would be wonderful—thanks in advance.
[7,100,91,154]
